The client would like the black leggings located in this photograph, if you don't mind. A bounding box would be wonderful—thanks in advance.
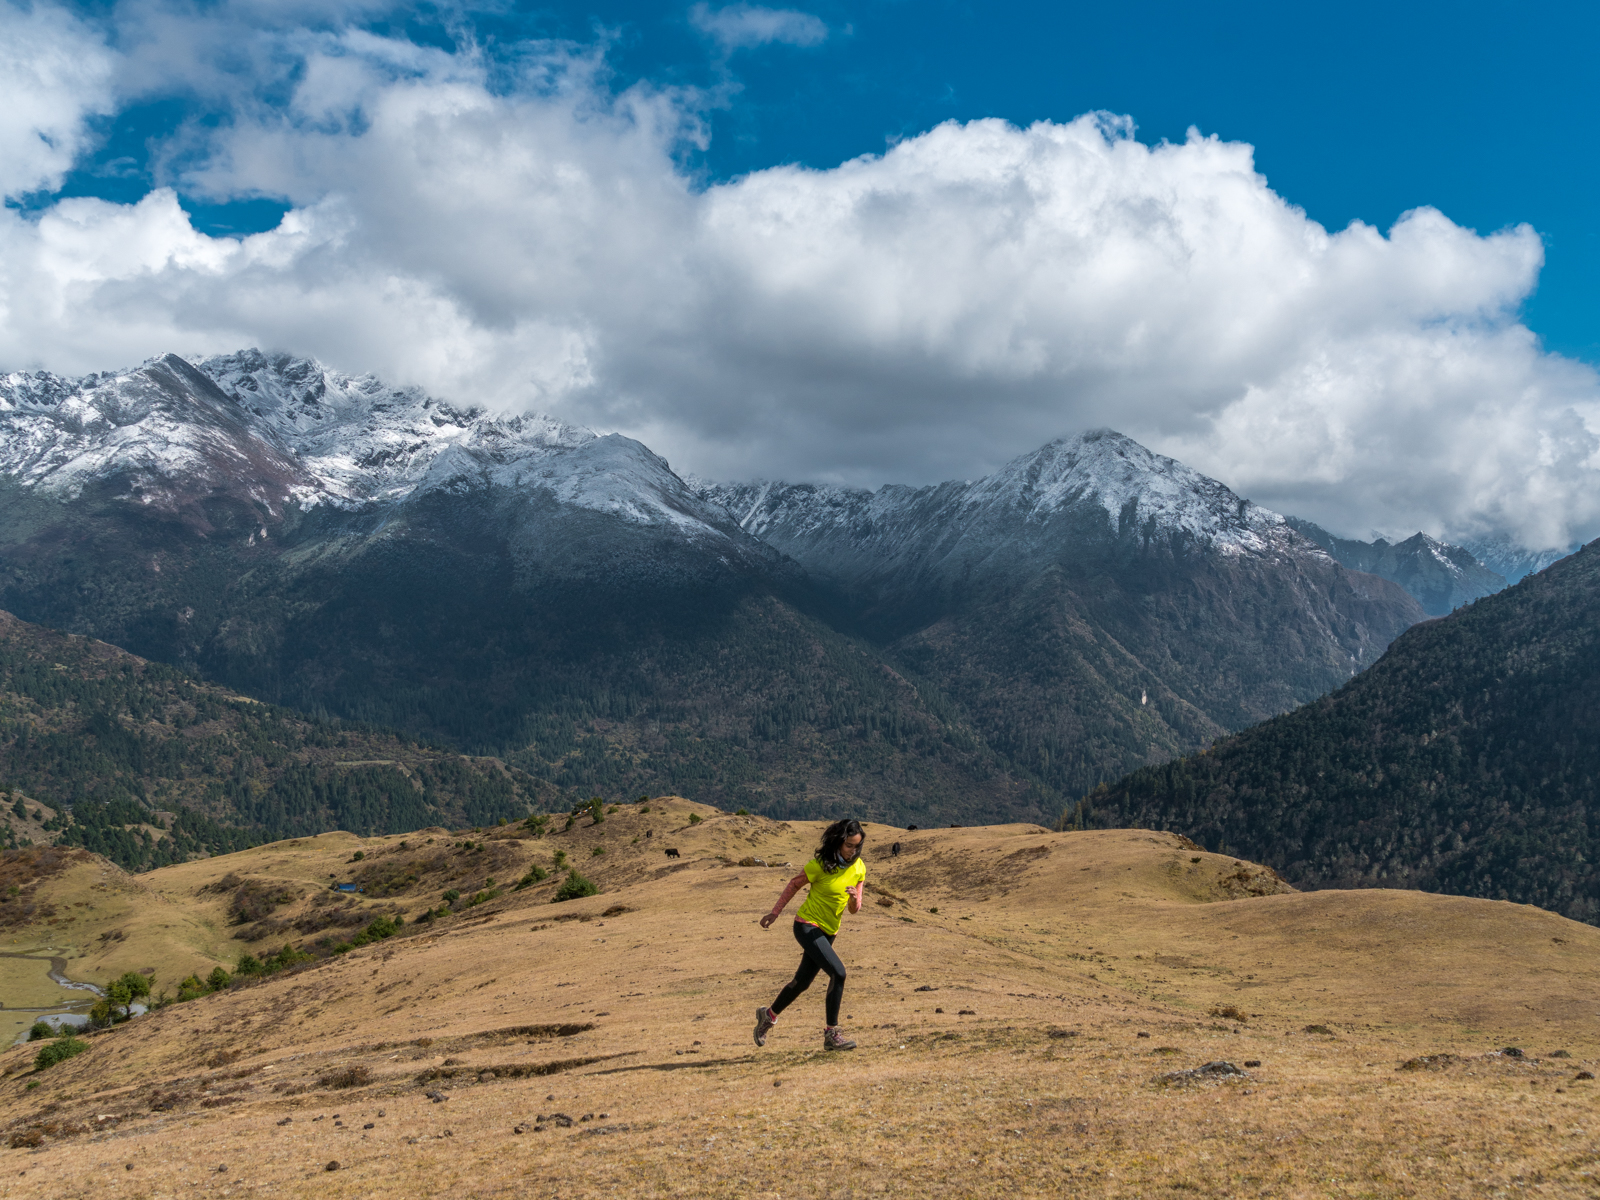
[770,921,847,1026]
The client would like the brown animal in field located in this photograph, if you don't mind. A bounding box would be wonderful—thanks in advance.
[664,848,680,859]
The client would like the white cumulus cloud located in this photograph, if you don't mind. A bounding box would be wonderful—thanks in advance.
[0,1,117,198]
[0,5,1596,556]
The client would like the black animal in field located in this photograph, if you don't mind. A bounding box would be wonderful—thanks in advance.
[664,848,680,859]
[891,842,901,857]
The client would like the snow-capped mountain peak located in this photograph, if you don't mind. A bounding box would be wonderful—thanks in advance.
[0,353,306,507]
[697,427,1311,593]
[195,349,595,505]
[0,350,765,558]
[961,429,1289,554]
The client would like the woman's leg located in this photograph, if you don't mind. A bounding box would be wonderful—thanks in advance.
[768,922,825,1016]
[811,933,848,1026]
[772,922,847,1023]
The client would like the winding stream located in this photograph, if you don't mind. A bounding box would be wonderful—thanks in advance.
[0,951,102,1045]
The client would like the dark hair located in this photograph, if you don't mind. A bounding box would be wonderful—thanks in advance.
[816,819,865,873]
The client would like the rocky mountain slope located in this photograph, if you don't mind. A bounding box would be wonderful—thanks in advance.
[702,431,1426,796]
[1286,518,1507,615]
[2,353,1421,827]
[1460,534,1574,585]
[1091,537,1600,924]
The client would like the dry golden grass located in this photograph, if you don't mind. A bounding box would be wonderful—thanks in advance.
[2,802,1597,1197]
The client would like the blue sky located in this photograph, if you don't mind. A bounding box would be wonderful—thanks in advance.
[3,0,1598,550]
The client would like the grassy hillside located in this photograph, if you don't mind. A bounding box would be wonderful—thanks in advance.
[1088,540,1600,923]
[1,812,1597,1197]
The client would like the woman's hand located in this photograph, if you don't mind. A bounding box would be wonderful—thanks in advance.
[760,912,778,929]
[846,884,863,913]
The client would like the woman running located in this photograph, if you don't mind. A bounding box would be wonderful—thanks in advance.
[753,818,866,1051]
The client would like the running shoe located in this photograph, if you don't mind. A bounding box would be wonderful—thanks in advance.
[753,1006,777,1047]
[822,1027,857,1051]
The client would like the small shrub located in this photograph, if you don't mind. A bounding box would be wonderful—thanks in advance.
[207,967,232,991]
[590,846,605,856]
[563,815,576,832]
[735,808,749,816]
[318,1065,371,1089]
[588,797,605,825]
[236,953,263,976]
[91,970,154,1024]
[350,851,364,862]
[343,915,404,949]
[553,870,599,902]
[26,1021,57,1042]
[34,1036,89,1070]
[442,889,461,904]
[514,865,549,891]
[262,943,313,974]
[688,813,702,825]
[554,850,567,867]
[639,805,649,814]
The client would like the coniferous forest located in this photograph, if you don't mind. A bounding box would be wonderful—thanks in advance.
[1089,541,1600,923]
[0,611,545,870]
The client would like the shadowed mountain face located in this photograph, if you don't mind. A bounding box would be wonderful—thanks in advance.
[2,353,1423,826]
[1286,518,1506,616]
[702,432,1425,796]
[1092,539,1598,924]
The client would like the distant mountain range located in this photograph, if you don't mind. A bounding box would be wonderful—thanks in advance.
[1091,537,1597,924]
[1284,519,1506,616]
[0,349,1477,832]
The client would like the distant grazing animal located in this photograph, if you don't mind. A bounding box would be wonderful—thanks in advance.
[906,825,918,832]
[664,848,680,859]
[645,829,653,838]
[891,842,901,857]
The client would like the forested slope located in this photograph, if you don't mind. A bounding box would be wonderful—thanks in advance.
[0,610,548,870]
[1088,541,1600,923]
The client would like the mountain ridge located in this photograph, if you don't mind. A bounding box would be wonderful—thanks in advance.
[2,350,1423,830]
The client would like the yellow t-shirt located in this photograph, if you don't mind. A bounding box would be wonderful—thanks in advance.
[795,856,866,936]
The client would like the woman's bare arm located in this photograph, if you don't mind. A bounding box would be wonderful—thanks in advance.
[846,881,864,914]
[760,874,808,929]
